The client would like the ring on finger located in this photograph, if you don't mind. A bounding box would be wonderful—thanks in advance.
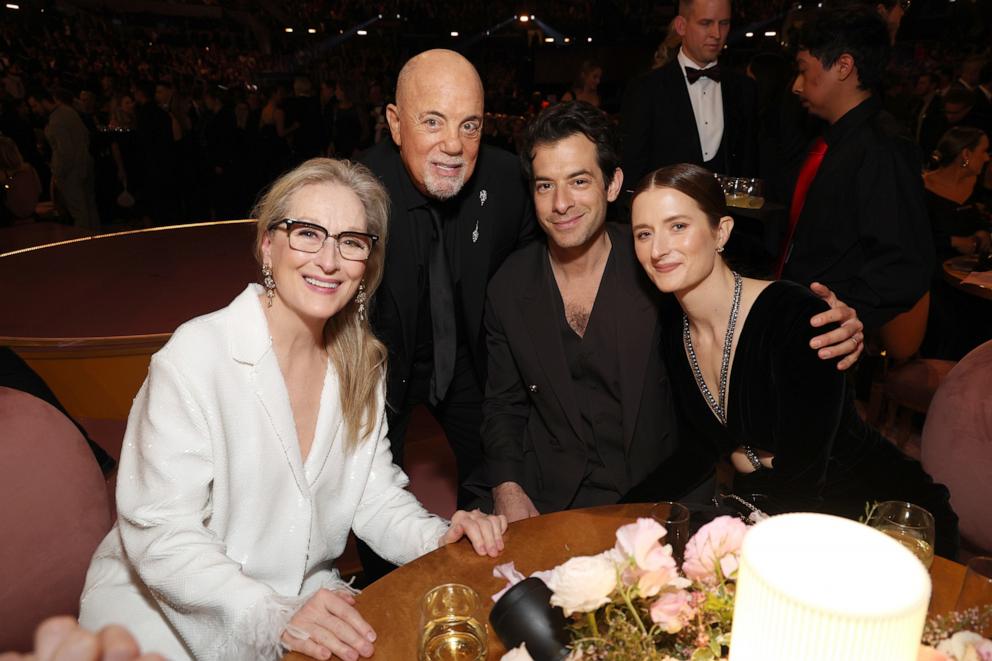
[284,624,311,641]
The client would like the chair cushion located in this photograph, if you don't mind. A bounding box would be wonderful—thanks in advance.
[884,359,956,412]
[921,341,992,553]
[0,387,112,651]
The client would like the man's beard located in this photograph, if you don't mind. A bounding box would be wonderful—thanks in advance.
[424,168,467,200]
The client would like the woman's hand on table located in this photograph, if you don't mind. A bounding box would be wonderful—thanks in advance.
[282,589,376,661]
[0,616,166,661]
[808,282,865,370]
[440,509,508,557]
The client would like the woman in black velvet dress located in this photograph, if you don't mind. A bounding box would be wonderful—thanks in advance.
[629,163,959,557]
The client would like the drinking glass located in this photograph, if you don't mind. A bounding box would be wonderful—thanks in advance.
[955,556,992,636]
[650,501,691,564]
[724,177,747,208]
[744,178,765,209]
[866,501,936,568]
[419,583,488,661]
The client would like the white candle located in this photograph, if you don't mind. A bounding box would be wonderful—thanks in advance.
[730,512,931,661]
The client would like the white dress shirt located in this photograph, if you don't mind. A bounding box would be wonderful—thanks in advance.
[678,48,724,163]
[79,284,450,661]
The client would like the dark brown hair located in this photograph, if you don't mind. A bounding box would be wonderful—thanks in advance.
[632,163,726,228]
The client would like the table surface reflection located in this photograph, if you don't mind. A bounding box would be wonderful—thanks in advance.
[943,255,992,301]
[283,504,975,661]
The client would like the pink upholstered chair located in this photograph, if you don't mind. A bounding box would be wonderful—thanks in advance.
[0,387,113,651]
[921,340,992,554]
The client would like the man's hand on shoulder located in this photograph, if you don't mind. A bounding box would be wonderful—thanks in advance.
[807,282,865,370]
[493,482,539,523]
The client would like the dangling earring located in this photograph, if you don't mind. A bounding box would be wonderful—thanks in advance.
[716,245,725,253]
[262,263,276,308]
[355,280,368,321]
[962,158,970,168]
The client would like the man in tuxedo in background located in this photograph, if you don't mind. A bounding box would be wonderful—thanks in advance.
[359,49,535,578]
[621,0,758,185]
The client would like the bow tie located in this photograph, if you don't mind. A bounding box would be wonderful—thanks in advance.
[685,65,721,84]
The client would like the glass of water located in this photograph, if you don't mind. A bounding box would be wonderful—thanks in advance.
[419,583,487,661]
[866,501,936,568]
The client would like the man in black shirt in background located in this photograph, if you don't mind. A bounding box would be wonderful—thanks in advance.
[782,5,932,331]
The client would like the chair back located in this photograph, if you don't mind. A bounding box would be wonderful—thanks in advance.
[0,387,112,651]
[921,340,992,553]
[879,292,930,363]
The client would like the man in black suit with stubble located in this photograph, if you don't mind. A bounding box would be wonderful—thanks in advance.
[621,0,758,185]
[358,49,536,579]
[476,102,866,522]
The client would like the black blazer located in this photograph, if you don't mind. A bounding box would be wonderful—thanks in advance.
[621,58,758,184]
[362,141,537,409]
[475,224,684,513]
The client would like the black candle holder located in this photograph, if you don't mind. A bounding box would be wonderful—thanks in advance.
[489,577,570,661]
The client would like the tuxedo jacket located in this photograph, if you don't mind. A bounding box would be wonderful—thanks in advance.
[476,224,685,513]
[362,141,537,409]
[621,59,758,184]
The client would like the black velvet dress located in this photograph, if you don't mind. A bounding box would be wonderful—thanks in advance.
[662,280,959,556]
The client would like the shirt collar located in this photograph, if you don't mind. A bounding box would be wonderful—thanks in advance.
[677,48,719,74]
[824,95,880,146]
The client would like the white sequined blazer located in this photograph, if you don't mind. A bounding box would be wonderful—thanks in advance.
[79,284,450,660]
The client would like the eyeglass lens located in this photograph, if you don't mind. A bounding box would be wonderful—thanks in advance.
[287,224,372,260]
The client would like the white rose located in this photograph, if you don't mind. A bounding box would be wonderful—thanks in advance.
[501,643,535,661]
[546,552,618,616]
[937,631,992,661]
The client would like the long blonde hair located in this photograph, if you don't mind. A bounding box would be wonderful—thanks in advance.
[252,158,390,451]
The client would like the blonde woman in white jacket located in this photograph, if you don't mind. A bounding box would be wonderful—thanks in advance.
[78,158,507,661]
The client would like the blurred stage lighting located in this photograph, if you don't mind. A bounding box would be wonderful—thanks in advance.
[357,30,368,35]
[284,27,293,33]
[308,28,317,34]
[450,31,459,36]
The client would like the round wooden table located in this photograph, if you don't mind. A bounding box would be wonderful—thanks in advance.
[282,504,979,661]
[943,255,992,301]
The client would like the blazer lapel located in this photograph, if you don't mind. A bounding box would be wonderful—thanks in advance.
[227,285,310,496]
[517,251,588,447]
[665,62,705,164]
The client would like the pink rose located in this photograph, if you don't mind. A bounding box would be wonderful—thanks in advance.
[615,518,669,571]
[614,518,690,597]
[682,516,747,585]
[491,562,527,603]
[649,589,696,634]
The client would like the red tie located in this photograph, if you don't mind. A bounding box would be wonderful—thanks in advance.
[775,137,828,278]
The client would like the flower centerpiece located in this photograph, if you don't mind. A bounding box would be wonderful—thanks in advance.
[493,513,992,661]
[493,516,748,661]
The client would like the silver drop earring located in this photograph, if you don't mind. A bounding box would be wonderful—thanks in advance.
[356,280,367,321]
[262,264,276,308]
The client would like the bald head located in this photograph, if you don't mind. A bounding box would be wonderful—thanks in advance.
[387,49,485,200]
[395,49,483,106]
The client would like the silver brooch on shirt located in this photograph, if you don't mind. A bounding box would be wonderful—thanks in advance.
[480,189,488,206]
[472,219,480,243]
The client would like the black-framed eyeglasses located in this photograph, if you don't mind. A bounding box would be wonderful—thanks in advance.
[267,219,379,261]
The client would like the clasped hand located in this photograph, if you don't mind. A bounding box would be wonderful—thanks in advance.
[282,509,507,661]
